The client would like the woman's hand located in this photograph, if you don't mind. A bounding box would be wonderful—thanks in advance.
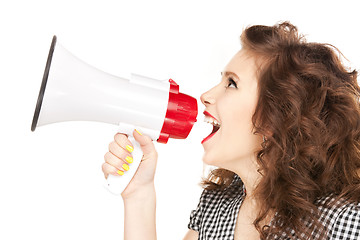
[102,129,158,200]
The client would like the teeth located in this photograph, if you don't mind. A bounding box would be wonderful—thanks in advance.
[204,116,221,127]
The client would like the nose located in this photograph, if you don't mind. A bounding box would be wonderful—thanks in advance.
[200,88,216,106]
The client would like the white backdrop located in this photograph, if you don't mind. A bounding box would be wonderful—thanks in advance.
[1,0,359,239]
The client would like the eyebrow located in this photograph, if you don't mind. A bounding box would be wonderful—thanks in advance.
[221,71,240,80]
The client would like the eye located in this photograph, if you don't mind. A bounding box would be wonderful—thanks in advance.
[225,78,237,89]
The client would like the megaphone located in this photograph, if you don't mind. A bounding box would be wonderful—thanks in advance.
[31,36,198,195]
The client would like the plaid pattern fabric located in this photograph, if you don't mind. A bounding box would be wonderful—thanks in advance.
[188,174,360,239]
[327,203,360,239]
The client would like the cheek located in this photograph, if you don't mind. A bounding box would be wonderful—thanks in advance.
[231,93,258,135]
[217,100,259,160]
[221,96,255,135]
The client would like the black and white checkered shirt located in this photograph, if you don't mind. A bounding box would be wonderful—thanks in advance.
[188,174,360,239]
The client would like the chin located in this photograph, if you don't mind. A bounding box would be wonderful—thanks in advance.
[202,152,227,169]
[202,152,217,166]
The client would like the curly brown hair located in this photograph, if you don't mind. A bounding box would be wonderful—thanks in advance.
[202,22,360,239]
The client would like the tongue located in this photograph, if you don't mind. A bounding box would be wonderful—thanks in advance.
[211,125,220,135]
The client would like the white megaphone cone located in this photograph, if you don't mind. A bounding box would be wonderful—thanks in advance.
[32,36,198,195]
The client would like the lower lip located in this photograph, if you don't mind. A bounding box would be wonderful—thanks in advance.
[201,131,217,144]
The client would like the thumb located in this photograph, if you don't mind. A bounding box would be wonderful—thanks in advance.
[132,129,157,159]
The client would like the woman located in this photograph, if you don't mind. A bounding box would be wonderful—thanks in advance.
[102,22,360,239]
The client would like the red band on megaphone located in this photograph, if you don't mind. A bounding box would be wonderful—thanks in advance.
[157,79,198,144]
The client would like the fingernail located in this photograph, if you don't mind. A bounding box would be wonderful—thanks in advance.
[126,156,133,164]
[122,164,130,171]
[126,145,134,153]
[117,170,124,176]
[135,129,142,135]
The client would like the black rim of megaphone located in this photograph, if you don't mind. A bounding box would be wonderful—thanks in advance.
[31,35,57,131]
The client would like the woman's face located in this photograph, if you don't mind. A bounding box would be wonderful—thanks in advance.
[200,49,263,170]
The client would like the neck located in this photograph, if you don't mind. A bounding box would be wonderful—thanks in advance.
[232,155,262,199]
[230,155,275,226]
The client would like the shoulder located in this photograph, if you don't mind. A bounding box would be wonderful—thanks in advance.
[188,174,245,232]
[328,201,360,239]
[199,174,245,206]
[316,196,360,239]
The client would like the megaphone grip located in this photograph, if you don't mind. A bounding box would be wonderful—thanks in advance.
[105,134,143,195]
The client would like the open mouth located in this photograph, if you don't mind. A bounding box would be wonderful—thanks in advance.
[211,125,220,135]
[201,125,220,144]
[201,113,221,144]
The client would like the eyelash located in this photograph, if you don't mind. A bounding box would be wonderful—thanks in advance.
[225,78,237,89]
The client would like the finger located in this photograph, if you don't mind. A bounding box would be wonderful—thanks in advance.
[132,129,158,159]
[107,141,134,164]
[102,162,125,178]
[114,133,134,153]
[104,152,131,172]
[108,140,133,160]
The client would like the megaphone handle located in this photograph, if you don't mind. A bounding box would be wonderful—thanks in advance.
[105,133,143,195]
